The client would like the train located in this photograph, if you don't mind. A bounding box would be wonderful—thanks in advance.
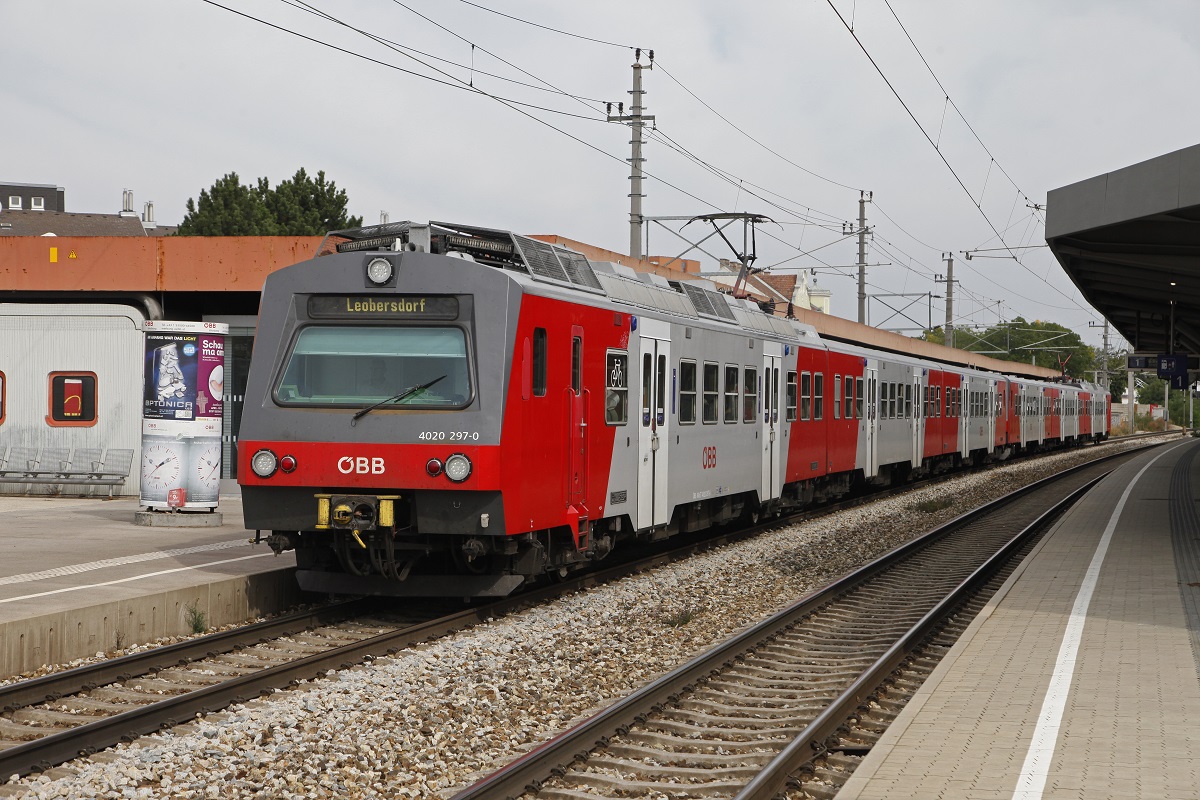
[237,220,1110,598]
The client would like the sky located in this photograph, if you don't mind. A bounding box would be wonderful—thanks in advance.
[6,0,1200,351]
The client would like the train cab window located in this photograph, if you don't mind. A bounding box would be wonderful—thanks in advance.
[276,327,471,408]
[786,371,798,422]
[845,375,854,420]
[641,354,652,427]
[814,373,824,420]
[743,367,758,422]
[605,351,628,425]
[800,372,812,420]
[833,374,841,420]
[702,363,719,423]
[571,337,582,394]
[533,328,547,397]
[723,365,739,423]
[679,360,697,424]
[855,377,864,420]
[48,372,98,426]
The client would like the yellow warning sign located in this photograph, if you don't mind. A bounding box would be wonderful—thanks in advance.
[50,247,57,263]
[68,251,77,259]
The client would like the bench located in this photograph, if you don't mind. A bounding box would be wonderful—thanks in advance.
[0,446,135,497]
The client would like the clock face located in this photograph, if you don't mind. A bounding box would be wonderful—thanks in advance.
[141,442,184,497]
[189,443,222,501]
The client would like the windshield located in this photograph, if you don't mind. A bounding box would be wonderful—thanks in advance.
[276,326,471,408]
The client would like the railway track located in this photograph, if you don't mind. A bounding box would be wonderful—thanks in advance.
[449,449,1139,800]
[0,437,1161,784]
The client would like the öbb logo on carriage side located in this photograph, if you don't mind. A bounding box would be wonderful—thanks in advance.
[701,446,717,470]
[338,456,386,475]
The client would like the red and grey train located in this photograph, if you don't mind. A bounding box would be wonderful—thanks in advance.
[237,221,1110,597]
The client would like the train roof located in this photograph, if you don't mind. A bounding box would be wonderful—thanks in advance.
[314,221,1074,386]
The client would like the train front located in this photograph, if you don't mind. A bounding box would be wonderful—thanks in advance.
[238,223,523,597]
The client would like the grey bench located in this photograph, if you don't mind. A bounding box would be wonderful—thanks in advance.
[0,447,135,497]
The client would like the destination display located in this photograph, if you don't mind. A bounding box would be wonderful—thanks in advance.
[308,295,459,319]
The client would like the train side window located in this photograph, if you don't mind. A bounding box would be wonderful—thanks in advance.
[743,367,758,422]
[845,375,854,419]
[814,373,825,420]
[723,364,739,423]
[855,377,864,419]
[641,354,652,427]
[905,383,912,418]
[0,370,5,426]
[533,328,547,397]
[800,372,811,420]
[571,336,582,394]
[833,373,841,420]
[702,362,719,424]
[48,371,98,427]
[655,354,667,425]
[605,351,628,425]
[772,367,780,423]
[679,360,697,424]
[786,371,798,421]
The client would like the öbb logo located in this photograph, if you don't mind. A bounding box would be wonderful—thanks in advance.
[338,456,385,474]
[701,446,717,470]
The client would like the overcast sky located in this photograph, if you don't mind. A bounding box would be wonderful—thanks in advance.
[7,0,1200,350]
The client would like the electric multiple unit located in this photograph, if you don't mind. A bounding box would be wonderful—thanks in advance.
[238,221,1110,597]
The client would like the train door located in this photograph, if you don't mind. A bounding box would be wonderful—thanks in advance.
[959,375,969,459]
[863,365,879,478]
[911,372,922,468]
[986,380,997,454]
[761,349,784,505]
[636,321,671,530]
[566,326,588,514]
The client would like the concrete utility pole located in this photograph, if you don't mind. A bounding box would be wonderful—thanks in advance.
[935,253,957,349]
[856,191,872,324]
[607,50,655,259]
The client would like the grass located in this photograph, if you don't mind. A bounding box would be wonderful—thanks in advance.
[184,602,208,634]
[912,498,954,514]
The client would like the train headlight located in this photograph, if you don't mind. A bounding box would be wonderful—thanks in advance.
[366,257,394,285]
[251,449,278,478]
[444,453,472,482]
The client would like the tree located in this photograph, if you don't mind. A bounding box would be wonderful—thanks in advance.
[177,172,278,235]
[263,168,362,235]
[921,317,1096,379]
[178,169,362,235]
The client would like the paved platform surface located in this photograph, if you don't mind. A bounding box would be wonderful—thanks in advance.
[0,493,301,677]
[836,438,1200,799]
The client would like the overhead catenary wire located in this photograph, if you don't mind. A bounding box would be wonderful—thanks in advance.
[823,0,1093,317]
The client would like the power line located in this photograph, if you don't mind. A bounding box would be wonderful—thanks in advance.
[822,0,1092,316]
[452,0,641,50]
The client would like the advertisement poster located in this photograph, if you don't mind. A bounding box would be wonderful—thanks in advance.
[140,321,228,510]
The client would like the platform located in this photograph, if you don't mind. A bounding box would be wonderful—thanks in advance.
[0,493,304,678]
[836,438,1200,799]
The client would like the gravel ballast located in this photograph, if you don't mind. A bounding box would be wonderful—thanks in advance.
[3,436,1173,799]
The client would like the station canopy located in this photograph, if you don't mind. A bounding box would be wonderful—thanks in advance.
[1046,144,1200,358]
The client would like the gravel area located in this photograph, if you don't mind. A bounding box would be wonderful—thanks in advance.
[3,436,1175,799]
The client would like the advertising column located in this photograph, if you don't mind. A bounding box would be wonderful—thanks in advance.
[140,320,229,510]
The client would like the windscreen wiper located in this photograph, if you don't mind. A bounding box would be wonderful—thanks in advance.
[351,375,446,426]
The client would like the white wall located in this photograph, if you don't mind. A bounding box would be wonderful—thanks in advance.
[0,303,145,495]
